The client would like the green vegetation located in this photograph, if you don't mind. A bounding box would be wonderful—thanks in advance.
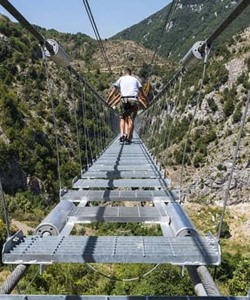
[0,15,115,202]
[113,0,250,60]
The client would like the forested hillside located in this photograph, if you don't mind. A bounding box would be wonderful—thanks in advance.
[114,0,250,59]
[0,14,116,235]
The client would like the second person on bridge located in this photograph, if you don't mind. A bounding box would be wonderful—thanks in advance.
[107,67,148,144]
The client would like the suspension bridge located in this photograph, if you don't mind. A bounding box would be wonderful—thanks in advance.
[0,0,250,299]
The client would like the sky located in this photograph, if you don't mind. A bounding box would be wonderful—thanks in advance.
[0,0,171,39]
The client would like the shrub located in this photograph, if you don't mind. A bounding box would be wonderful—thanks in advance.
[217,221,231,238]
[193,153,204,168]
[232,105,242,123]
[223,97,234,117]
[207,98,218,113]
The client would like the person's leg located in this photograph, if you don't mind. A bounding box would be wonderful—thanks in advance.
[129,119,134,140]
[128,104,138,141]
[119,102,127,142]
[124,117,130,137]
[120,118,125,136]
[126,117,133,141]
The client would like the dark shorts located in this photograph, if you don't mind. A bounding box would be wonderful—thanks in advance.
[119,99,138,120]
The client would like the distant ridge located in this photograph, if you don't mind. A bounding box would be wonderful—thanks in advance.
[113,0,250,59]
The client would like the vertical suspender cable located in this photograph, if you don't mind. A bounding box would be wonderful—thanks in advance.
[69,71,83,175]
[95,98,102,155]
[42,47,62,195]
[217,89,250,239]
[80,81,90,170]
[166,76,183,151]
[99,102,105,151]
[180,46,210,202]
[82,82,93,167]
[153,89,172,152]
[151,99,160,151]
[101,105,107,149]
[162,82,177,151]
[98,102,104,152]
[91,94,97,158]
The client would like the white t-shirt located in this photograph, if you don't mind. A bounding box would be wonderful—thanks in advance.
[114,75,142,98]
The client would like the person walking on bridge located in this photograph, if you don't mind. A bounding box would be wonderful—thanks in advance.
[107,67,148,144]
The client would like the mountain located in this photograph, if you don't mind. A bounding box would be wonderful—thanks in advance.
[113,0,250,59]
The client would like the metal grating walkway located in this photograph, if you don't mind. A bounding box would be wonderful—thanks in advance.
[3,232,220,265]
[2,134,221,267]
[73,135,165,189]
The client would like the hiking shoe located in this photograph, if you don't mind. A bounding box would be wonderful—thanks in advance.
[119,135,125,143]
[125,137,131,145]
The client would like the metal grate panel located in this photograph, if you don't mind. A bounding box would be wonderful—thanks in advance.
[68,206,169,223]
[73,178,169,189]
[92,161,153,166]
[87,165,159,171]
[81,170,161,179]
[3,234,220,265]
[61,189,179,202]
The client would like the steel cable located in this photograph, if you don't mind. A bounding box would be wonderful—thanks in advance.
[179,46,210,202]
[161,82,177,153]
[42,46,62,196]
[69,70,83,176]
[148,0,180,74]
[217,88,250,240]
[82,0,112,75]
[86,263,160,282]
[165,77,183,152]
[81,82,93,168]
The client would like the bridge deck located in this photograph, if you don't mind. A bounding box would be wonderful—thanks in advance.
[3,134,221,267]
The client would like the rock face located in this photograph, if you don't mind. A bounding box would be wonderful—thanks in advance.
[157,27,250,206]
[186,164,250,205]
[0,159,26,194]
